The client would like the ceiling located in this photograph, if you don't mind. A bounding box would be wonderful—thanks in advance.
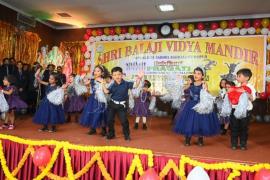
[1,0,270,29]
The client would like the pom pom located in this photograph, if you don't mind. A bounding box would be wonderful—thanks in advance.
[47,88,64,105]
[149,96,156,111]
[128,90,135,109]
[234,92,249,119]
[0,91,9,112]
[220,94,232,117]
[94,82,107,105]
[193,89,215,114]
[74,84,87,96]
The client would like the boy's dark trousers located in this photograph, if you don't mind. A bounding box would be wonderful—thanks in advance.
[230,109,251,147]
[107,101,130,138]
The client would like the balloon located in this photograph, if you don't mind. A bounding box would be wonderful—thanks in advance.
[81,45,87,53]
[150,33,158,39]
[134,27,141,34]
[138,34,144,40]
[101,35,107,41]
[173,29,180,36]
[115,26,121,35]
[215,28,223,36]
[178,32,185,39]
[184,31,191,38]
[253,19,261,28]
[259,92,268,100]
[262,18,270,28]
[220,21,228,29]
[187,166,210,180]
[240,28,247,35]
[144,33,151,39]
[228,20,236,28]
[210,22,219,30]
[121,27,128,34]
[232,27,240,35]
[248,27,256,34]
[180,25,188,32]
[83,34,90,41]
[80,60,85,67]
[125,33,131,39]
[148,26,155,33]
[200,30,207,37]
[107,35,113,41]
[119,34,125,41]
[236,20,244,28]
[261,28,269,35]
[104,27,110,35]
[187,24,195,32]
[86,29,92,36]
[33,147,51,167]
[109,28,115,35]
[91,29,97,37]
[192,29,200,37]
[243,20,251,28]
[197,22,205,30]
[256,28,261,34]
[207,30,215,37]
[254,169,270,180]
[96,28,103,36]
[89,36,96,43]
[84,51,90,58]
[172,23,179,29]
[139,168,159,180]
[128,26,135,34]
[131,34,138,40]
[141,26,148,34]
[113,35,119,41]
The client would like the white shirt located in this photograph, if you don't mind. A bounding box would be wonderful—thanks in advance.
[232,83,256,110]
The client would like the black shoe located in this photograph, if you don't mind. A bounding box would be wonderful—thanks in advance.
[106,134,115,140]
[125,136,131,141]
[88,129,97,135]
[197,137,204,146]
[184,137,191,146]
[66,116,71,123]
[38,126,49,132]
[134,123,138,129]
[240,145,247,150]
[49,126,56,133]
[142,123,147,130]
[221,129,227,135]
[101,127,107,137]
[231,145,237,150]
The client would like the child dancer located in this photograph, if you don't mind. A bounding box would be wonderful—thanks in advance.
[132,80,151,130]
[216,79,227,134]
[174,67,220,146]
[80,65,109,136]
[33,72,66,132]
[2,75,27,129]
[64,74,86,122]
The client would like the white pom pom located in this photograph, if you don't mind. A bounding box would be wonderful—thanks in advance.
[129,90,135,109]
[221,94,232,117]
[149,96,156,111]
[234,93,249,119]
[193,89,215,114]
[0,91,9,112]
[47,88,64,105]
[94,82,107,105]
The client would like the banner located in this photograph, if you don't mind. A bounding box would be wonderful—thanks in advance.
[92,36,266,94]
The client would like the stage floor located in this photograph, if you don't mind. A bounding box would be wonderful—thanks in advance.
[1,115,270,164]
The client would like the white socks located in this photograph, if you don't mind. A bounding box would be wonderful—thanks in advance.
[135,117,147,124]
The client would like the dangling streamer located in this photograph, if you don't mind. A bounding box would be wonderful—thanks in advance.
[47,88,65,105]
[193,89,215,114]
[234,92,249,119]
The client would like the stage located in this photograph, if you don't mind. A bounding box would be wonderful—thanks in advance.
[2,115,270,164]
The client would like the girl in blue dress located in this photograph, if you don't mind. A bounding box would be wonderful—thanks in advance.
[80,65,110,136]
[174,67,220,146]
[33,72,66,132]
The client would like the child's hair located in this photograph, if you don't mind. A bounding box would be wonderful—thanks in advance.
[49,72,61,86]
[236,68,252,80]
[225,81,235,87]
[143,80,151,88]
[4,75,16,85]
[70,73,76,78]
[187,75,195,83]
[94,65,110,78]
[219,78,227,89]
[111,66,123,74]
[194,67,205,76]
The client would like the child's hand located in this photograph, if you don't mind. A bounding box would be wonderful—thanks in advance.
[202,82,208,90]
[62,84,68,89]
[137,71,144,79]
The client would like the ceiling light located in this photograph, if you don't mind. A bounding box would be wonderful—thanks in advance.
[158,4,174,12]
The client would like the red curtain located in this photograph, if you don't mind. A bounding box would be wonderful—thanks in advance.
[0,139,255,180]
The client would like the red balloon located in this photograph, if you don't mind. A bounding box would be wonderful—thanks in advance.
[121,27,128,34]
[259,92,268,100]
[109,27,115,35]
[139,168,159,180]
[96,28,103,36]
[80,60,85,67]
[210,22,219,30]
[243,20,251,28]
[86,29,92,36]
[197,23,205,30]
[228,20,236,28]
[33,147,51,167]
[253,19,262,28]
[255,169,270,180]
[180,25,188,32]
[134,27,141,34]
[83,34,90,41]
[81,45,87,53]
[148,27,155,33]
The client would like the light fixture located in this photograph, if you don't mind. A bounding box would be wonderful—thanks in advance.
[158,4,174,12]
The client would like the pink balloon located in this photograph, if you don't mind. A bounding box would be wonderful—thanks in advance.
[139,168,159,180]
[33,147,51,167]
[255,169,270,180]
